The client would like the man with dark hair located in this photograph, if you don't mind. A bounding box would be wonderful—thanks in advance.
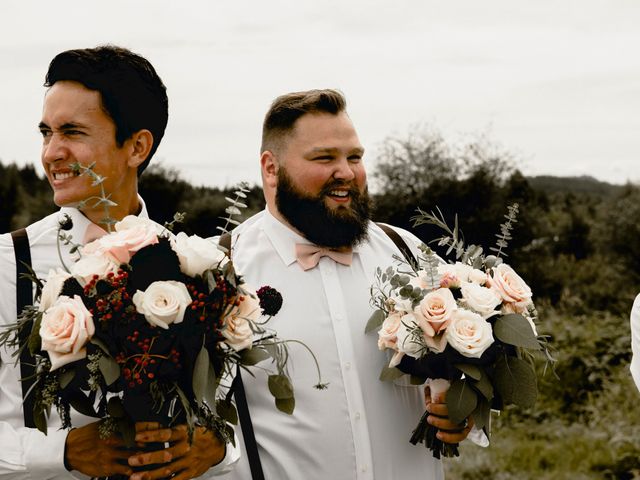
[220,89,476,480]
[0,45,237,479]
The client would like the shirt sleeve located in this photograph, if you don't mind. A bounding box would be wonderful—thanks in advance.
[0,423,82,479]
[630,294,640,392]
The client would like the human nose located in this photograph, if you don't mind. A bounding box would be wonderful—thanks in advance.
[333,157,356,181]
[42,133,67,164]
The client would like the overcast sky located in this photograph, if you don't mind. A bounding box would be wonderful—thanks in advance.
[1,0,638,188]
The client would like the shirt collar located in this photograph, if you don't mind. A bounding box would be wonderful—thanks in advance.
[260,208,362,267]
[57,195,149,245]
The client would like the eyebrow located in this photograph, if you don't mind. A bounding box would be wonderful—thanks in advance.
[38,121,87,131]
[308,147,365,155]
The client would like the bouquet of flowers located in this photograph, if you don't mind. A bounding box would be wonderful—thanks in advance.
[1,178,324,463]
[367,204,554,459]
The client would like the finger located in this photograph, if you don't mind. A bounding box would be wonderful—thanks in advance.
[166,438,191,460]
[130,465,175,480]
[135,422,162,433]
[437,422,473,444]
[128,449,173,468]
[135,427,173,443]
[423,385,431,406]
[425,402,449,417]
[427,414,462,432]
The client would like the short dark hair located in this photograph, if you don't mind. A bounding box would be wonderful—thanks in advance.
[261,89,346,153]
[44,45,168,175]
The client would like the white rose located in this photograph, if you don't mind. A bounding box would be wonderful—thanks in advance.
[39,268,72,312]
[132,281,192,329]
[221,286,259,351]
[115,215,165,235]
[172,232,229,277]
[40,295,95,371]
[446,309,494,358]
[491,263,533,313]
[460,282,502,317]
[468,268,489,285]
[70,253,119,285]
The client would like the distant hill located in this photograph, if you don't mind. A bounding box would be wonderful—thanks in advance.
[525,175,624,196]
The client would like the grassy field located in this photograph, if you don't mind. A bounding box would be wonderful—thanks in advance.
[443,309,640,479]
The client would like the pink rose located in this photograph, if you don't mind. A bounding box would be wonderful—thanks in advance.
[414,288,457,337]
[39,295,95,371]
[377,311,403,351]
[491,264,533,313]
[82,217,159,264]
[221,285,259,351]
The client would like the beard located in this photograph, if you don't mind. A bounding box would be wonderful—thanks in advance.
[275,168,371,249]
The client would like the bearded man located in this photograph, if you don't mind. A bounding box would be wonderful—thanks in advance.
[219,89,476,480]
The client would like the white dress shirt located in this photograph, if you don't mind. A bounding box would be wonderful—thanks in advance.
[218,209,445,480]
[0,200,238,479]
[631,294,640,392]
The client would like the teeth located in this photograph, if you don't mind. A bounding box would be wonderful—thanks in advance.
[53,172,75,180]
[329,190,349,197]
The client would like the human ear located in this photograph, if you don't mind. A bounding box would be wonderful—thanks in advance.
[261,150,279,189]
[127,129,153,169]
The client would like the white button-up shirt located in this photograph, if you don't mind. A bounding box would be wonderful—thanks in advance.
[0,201,238,479]
[631,294,640,391]
[219,209,444,480]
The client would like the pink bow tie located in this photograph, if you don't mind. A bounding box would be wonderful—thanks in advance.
[295,243,353,271]
[83,223,108,244]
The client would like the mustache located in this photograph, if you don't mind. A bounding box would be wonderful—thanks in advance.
[319,180,361,196]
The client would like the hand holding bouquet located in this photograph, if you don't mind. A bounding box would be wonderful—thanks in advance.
[368,204,554,458]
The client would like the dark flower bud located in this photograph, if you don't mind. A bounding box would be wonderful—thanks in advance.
[256,286,283,317]
[58,214,73,231]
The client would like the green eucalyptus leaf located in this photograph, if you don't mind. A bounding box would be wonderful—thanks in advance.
[454,363,482,380]
[58,368,76,389]
[379,365,405,382]
[473,372,494,401]
[217,400,238,425]
[107,397,125,418]
[494,356,537,408]
[447,378,478,426]
[275,397,295,414]
[33,406,47,434]
[365,310,386,334]
[240,347,271,366]
[471,395,491,432]
[89,337,111,355]
[98,355,120,386]
[193,347,210,404]
[494,314,541,350]
[268,375,294,399]
[69,392,100,418]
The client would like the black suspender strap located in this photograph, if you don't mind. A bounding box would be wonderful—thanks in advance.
[231,368,265,480]
[221,226,413,479]
[10,228,37,428]
[221,232,265,479]
[375,222,418,266]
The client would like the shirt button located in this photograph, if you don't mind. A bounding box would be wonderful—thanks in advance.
[335,313,343,322]
[344,362,351,370]
[355,412,361,420]
[361,465,368,472]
